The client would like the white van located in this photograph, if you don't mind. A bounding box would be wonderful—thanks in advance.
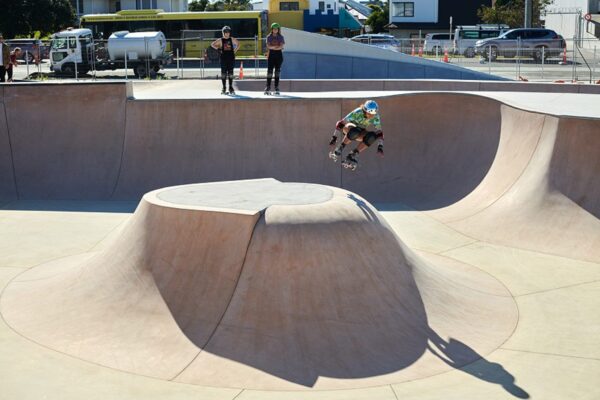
[423,33,454,55]
[454,24,510,57]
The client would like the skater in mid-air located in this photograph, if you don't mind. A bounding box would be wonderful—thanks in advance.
[264,22,285,95]
[329,100,384,170]
[211,26,239,95]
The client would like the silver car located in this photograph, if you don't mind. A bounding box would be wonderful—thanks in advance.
[475,28,566,62]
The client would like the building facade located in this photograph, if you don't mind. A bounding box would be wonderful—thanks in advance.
[70,0,188,17]
[388,0,492,38]
[544,0,600,46]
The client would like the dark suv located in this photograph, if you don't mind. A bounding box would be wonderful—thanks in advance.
[474,28,566,62]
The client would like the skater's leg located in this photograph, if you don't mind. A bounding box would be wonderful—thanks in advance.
[274,54,283,92]
[266,58,274,91]
[220,64,227,94]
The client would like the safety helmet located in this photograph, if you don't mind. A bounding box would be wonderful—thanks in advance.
[271,22,281,29]
[222,26,232,34]
[363,100,379,115]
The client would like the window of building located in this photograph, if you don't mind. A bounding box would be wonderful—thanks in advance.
[280,2,300,11]
[392,2,414,17]
[319,1,325,12]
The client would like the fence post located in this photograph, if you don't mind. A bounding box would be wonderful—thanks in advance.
[176,48,180,79]
[74,49,78,81]
[516,37,521,80]
[25,51,30,79]
[488,46,492,75]
[572,36,577,81]
[594,45,597,82]
[541,46,545,80]
[124,49,128,81]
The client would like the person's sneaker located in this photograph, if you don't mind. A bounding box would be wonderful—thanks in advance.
[221,88,227,95]
[264,87,271,95]
[229,88,236,95]
[274,88,280,95]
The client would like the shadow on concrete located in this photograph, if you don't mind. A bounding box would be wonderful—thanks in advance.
[0,200,137,213]
[428,328,530,399]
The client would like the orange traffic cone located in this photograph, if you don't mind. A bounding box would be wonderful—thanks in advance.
[443,48,449,63]
[411,43,415,56]
[596,79,600,84]
[559,47,567,65]
[239,61,244,79]
[418,46,423,57]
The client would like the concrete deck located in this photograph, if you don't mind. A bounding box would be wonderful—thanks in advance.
[0,82,599,399]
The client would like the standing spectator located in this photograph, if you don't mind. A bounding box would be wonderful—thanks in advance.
[7,47,21,82]
[264,23,285,95]
[211,26,239,95]
[0,34,10,83]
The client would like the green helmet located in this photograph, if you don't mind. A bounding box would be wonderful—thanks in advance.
[271,22,281,29]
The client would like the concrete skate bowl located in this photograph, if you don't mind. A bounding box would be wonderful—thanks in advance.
[0,179,518,390]
[1,83,600,262]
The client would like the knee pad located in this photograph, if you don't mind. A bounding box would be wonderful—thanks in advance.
[363,131,378,146]
[347,126,363,140]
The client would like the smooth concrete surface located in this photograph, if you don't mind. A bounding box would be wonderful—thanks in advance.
[1,181,518,390]
[235,79,600,94]
[0,82,599,398]
[155,179,333,211]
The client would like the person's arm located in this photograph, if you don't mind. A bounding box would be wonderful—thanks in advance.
[210,38,221,50]
[232,38,240,54]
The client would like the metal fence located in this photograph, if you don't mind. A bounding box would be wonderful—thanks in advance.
[5,36,600,83]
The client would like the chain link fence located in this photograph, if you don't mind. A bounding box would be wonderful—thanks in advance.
[5,36,600,83]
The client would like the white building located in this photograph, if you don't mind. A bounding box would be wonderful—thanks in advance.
[544,0,600,47]
[70,0,188,17]
[390,0,438,24]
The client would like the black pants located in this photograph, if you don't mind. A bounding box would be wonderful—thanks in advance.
[0,66,6,82]
[220,55,235,90]
[266,51,283,89]
[7,67,13,81]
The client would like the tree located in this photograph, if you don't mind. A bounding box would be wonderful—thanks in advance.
[478,0,553,28]
[188,0,250,11]
[0,0,75,38]
[188,0,210,11]
[365,3,389,33]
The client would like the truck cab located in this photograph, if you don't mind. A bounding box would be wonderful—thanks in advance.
[50,28,94,75]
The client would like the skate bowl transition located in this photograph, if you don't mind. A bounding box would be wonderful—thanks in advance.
[0,82,599,397]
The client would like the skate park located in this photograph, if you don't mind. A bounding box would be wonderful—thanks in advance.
[1,28,600,397]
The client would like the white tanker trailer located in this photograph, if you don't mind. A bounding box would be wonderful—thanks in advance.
[50,28,171,78]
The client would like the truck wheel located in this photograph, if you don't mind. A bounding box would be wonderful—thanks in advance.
[153,65,161,73]
[135,64,148,78]
[62,63,76,77]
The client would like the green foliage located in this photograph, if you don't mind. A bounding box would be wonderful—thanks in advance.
[188,0,250,11]
[0,0,75,38]
[188,0,210,11]
[478,0,553,28]
[365,2,389,33]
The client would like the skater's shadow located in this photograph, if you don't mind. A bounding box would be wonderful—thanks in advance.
[427,328,530,399]
[347,193,380,222]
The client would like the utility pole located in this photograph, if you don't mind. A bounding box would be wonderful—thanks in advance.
[524,0,532,28]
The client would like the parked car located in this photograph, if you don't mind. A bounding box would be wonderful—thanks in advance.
[423,33,454,55]
[474,28,566,62]
[6,39,49,62]
[350,34,400,51]
[454,24,510,57]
